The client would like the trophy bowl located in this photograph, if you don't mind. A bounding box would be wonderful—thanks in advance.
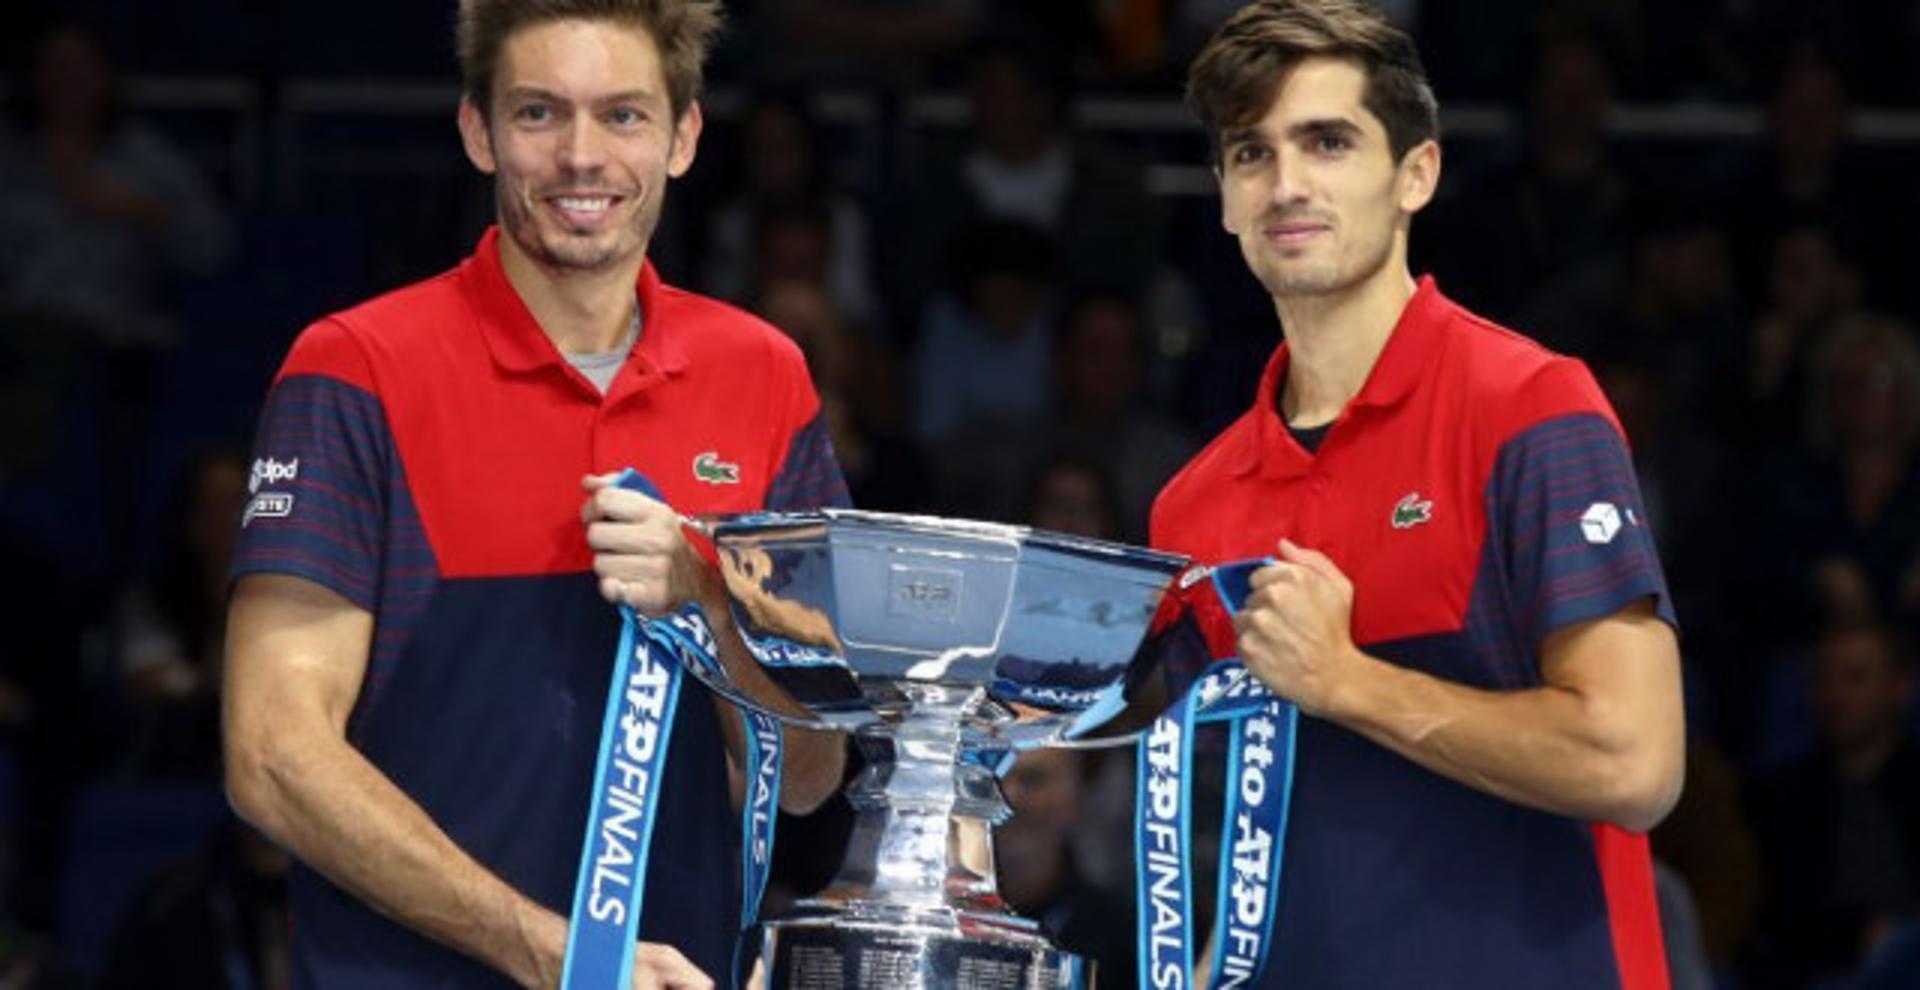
[687,509,1192,989]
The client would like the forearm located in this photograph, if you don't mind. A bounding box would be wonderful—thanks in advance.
[228,732,563,988]
[1323,651,1679,831]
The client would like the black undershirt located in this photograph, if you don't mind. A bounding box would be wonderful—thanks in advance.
[1278,385,1332,453]
[1288,421,1331,453]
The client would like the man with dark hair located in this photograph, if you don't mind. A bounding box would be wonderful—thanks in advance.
[1153,2,1684,986]
[222,2,847,987]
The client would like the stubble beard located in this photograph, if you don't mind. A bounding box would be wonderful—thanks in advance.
[496,174,659,275]
[1256,226,1394,300]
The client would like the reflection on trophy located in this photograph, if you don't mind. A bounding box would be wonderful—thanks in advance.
[691,509,1190,989]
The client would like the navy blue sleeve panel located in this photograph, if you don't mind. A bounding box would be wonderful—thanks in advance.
[765,412,853,511]
[232,373,392,611]
[1486,412,1677,655]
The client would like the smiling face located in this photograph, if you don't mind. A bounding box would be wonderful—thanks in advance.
[1216,57,1436,301]
[459,18,701,275]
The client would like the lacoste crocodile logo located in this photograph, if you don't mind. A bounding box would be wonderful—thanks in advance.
[693,451,740,485]
[1391,492,1433,529]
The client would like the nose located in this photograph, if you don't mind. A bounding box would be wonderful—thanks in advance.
[1268,146,1310,207]
[557,116,608,175]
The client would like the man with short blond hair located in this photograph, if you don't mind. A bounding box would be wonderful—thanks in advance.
[223,2,847,987]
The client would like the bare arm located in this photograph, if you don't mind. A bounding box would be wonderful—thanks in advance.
[1235,541,1685,832]
[223,575,710,989]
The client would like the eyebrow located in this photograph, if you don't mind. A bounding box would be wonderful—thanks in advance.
[502,85,661,107]
[1221,116,1366,148]
[1290,117,1365,142]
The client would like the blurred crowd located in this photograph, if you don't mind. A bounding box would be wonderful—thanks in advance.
[1,0,1919,987]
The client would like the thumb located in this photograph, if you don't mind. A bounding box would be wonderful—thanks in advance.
[1278,538,1344,584]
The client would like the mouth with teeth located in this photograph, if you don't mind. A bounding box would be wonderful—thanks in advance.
[544,191,629,230]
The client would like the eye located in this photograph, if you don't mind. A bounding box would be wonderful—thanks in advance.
[1229,143,1270,166]
[1311,131,1353,154]
[607,106,647,128]
[514,103,554,125]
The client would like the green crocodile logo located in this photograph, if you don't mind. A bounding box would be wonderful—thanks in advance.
[693,451,740,485]
[1391,492,1433,529]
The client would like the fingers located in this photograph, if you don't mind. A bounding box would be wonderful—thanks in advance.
[596,562,675,615]
[631,942,713,990]
[580,477,672,525]
[585,519,680,555]
[1249,561,1303,591]
[1278,538,1347,588]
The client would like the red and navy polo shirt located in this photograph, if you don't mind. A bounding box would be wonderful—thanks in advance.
[232,228,848,988]
[1152,277,1676,990]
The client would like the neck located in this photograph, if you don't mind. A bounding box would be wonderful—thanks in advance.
[1273,258,1417,427]
[497,232,644,355]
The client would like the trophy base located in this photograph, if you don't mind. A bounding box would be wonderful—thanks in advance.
[761,914,1088,990]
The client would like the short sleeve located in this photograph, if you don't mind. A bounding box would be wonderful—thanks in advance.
[760,339,851,511]
[230,321,392,610]
[1488,409,1677,651]
[765,413,852,511]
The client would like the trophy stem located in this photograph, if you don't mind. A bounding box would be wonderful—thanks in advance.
[819,720,1013,919]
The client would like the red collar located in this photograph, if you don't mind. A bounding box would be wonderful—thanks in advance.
[1232,275,1452,477]
[463,226,688,380]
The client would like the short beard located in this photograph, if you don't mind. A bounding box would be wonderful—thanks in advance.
[497,188,643,274]
[1257,231,1394,300]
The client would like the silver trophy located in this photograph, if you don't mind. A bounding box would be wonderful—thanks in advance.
[686,509,1191,989]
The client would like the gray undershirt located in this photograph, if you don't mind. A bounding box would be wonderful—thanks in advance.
[564,306,642,395]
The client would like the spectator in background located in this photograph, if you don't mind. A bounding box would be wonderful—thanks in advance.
[1431,33,1632,323]
[1715,222,1862,451]
[754,0,983,84]
[913,220,1058,448]
[1745,622,1920,989]
[1728,315,1920,668]
[0,20,234,583]
[934,293,1194,537]
[1021,453,1120,541]
[115,451,250,780]
[755,277,931,512]
[703,93,881,330]
[899,38,1161,331]
[1527,197,1743,411]
[98,820,290,990]
[0,20,232,349]
[995,749,1135,990]
[1723,49,1894,306]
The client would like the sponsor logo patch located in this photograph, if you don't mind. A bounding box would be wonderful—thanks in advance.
[692,451,739,485]
[1390,492,1434,530]
[243,492,295,527]
[1581,502,1622,545]
[249,457,299,494]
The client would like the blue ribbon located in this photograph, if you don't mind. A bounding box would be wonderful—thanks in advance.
[734,707,783,986]
[1133,560,1299,990]
[561,598,689,989]
[562,470,784,990]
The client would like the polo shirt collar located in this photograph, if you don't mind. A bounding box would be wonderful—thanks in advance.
[465,226,689,378]
[1232,275,1451,477]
